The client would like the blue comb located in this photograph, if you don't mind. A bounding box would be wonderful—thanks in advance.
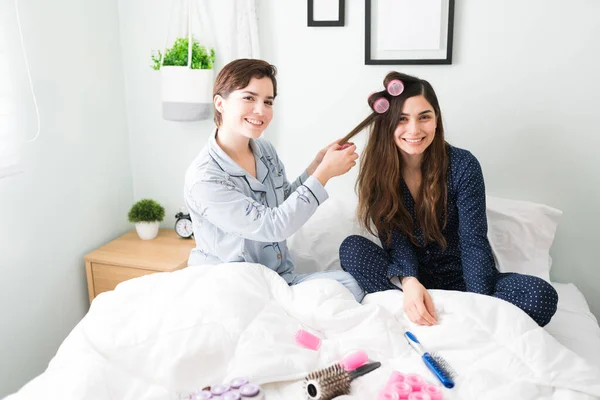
[404,331,456,389]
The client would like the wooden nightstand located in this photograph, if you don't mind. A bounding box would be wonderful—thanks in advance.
[84,229,195,303]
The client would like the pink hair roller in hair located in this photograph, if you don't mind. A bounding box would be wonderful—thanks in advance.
[406,374,425,392]
[387,79,405,96]
[295,329,322,350]
[407,392,432,400]
[389,382,412,399]
[341,350,369,371]
[422,384,443,400]
[373,97,390,114]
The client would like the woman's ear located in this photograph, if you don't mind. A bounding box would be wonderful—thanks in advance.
[214,95,225,114]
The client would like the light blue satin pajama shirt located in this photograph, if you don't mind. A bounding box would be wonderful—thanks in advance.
[184,129,364,302]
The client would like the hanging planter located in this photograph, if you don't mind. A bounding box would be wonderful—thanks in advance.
[151,0,216,121]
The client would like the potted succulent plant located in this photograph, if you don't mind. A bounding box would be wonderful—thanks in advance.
[128,199,166,240]
[151,37,216,121]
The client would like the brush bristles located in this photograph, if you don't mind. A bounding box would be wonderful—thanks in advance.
[303,364,351,400]
[431,352,457,378]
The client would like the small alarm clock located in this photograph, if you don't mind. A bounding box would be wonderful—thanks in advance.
[174,211,193,238]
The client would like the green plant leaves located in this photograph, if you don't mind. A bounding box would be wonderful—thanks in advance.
[151,37,216,70]
[128,199,166,223]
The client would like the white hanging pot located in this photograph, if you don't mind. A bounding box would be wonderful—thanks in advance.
[158,0,216,122]
[161,66,213,121]
[135,222,160,240]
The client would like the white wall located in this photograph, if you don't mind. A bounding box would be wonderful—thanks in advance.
[120,0,600,318]
[0,0,132,396]
[117,0,254,224]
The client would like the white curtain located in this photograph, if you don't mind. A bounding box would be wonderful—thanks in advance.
[205,0,260,63]
[0,3,20,179]
[234,0,260,58]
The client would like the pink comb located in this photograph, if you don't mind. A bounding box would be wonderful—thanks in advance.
[340,350,369,371]
[295,329,321,350]
[387,79,405,96]
[373,97,390,114]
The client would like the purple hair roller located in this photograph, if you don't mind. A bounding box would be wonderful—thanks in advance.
[211,384,230,396]
[239,384,263,398]
[223,392,241,400]
[230,377,249,389]
[194,391,213,399]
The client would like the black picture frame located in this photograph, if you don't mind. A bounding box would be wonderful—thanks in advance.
[308,0,345,27]
[365,0,455,65]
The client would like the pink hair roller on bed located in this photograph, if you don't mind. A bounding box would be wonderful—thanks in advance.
[388,382,412,399]
[422,384,443,400]
[340,350,369,371]
[386,79,405,96]
[387,371,406,385]
[377,389,400,400]
[407,392,432,400]
[406,373,425,391]
[295,329,322,350]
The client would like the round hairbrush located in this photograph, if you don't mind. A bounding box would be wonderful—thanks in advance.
[303,361,381,400]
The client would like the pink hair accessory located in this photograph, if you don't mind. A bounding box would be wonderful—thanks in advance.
[387,79,405,96]
[407,392,432,400]
[295,329,321,350]
[406,373,425,391]
[377,390,400,400]
[373,97,390,114]
[422,384,443,400]
[389,382,412,399]
[387,371,406,386]
[340,350,369,371]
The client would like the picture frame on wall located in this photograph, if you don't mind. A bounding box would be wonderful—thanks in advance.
[365,0,455,65]
[308,0,345,27]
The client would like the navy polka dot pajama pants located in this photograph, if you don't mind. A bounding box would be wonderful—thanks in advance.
[340,235,558,327]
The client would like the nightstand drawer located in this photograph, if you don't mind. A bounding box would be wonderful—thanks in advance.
[84,229,195,303]
[91,263,156,297]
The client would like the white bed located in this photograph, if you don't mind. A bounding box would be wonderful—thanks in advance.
[6,196,600,400]
[6,264,600,400]
[546,282,600,369]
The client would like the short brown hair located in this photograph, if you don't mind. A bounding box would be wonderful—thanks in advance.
[213,59,278,126]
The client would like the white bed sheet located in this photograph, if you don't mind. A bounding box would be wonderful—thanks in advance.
[6,264,600,400]
[546,282,600,369]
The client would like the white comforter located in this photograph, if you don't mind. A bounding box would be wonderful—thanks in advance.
[8,263,600,400]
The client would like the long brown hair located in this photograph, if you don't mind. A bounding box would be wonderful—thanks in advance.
[341,72,449,247]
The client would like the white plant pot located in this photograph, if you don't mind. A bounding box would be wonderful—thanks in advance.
[135,222,160,240]
[161,66,213,121]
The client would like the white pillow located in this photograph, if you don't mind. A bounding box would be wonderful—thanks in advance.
[287,198,378,274]
[288,196,562,282]
[486,195,562,282]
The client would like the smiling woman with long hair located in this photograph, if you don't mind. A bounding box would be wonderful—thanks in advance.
[338,72,558,327]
